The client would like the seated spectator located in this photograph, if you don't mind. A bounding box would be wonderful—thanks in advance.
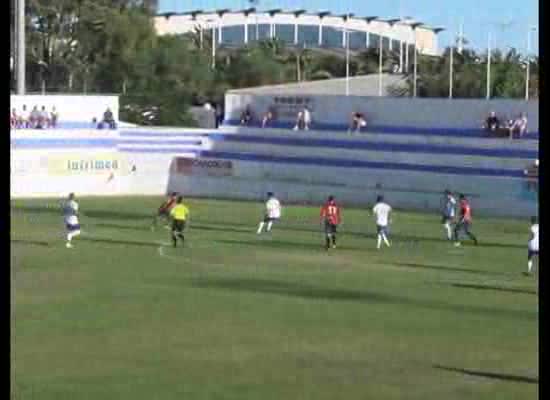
[483,111,500,132]
[303,106,312,130]
[261,110,274,128]
[293,111,305,131]
[240,106,253,126]
[49,106,58,128]
[11,108,17,129]
[102,107,116,129]
[29,105,40,128]
[36,106,49,129]
[509,112,528,139]
[18,105,29,128]
[349,112,367,134]
[524,159,539,191]
[215,103,224,128]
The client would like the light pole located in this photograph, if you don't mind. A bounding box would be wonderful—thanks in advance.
[335,24,351,96]
[411,23,423,98]
[16,0,25,94]
[379,34,383,96]
[486,31,491,99]
[525,26,537,101]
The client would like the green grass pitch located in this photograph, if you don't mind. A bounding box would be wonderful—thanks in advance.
[11,196,538,400]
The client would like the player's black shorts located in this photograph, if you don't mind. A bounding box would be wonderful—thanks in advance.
[528,249,539,260]
[263,215,280,223]
[158,208,170,217]
[172,220,186,233]
[377,225,389,235]
[324,221,337,235]
[441,215,454,224]
[455,220,471,232]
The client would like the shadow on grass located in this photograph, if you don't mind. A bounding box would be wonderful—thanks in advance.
[394,262,506,277]
[10,239,49,247]
[82,237,160,248]
[191,223,253,235]
[214,237,330,251]
[191,276,536,321]
[434,365,538,384]
[11,205,151,221]
[449,283,537,295]
[96,223,151,232]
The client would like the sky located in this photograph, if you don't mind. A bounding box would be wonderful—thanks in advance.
[158,0,539,55]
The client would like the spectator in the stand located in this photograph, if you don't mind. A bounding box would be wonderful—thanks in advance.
[349,112,367,134]
[11,108,17,129]
[37,106,49,129]
[483,111,500,133]
[509,112,528,139]
[29,105,40,128]
[524,159,538,191]
[215,103,223,128]
[240,106,253,126]
[49,106,58,128]
[18,105,29,128]
[303,106,311,130]
[261,110,274,128]
[102,107,116,129]
[293,111,305,130]
[293,107,311,131]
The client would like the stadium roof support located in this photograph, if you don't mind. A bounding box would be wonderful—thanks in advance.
[292,10,306,44]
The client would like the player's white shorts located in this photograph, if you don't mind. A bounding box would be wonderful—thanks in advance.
[65,216,80,232]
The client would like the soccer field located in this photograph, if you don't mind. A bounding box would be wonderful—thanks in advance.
[11,196,538,400]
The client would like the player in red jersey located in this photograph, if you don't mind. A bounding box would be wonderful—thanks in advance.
[320,195,342,250]
[152,192,178,230]
[453,194,478,246]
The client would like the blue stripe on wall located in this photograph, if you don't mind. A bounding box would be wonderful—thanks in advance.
[120,131,210,138]
[11,138,117,148]
[222,120,540,140]
[208,134,538,159]
[198,150,526,179]
[118,139,203,146]
[119,147,200,153]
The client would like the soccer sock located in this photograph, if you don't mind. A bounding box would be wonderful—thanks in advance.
[377,234,382,249]
[257,222,264,234]
[528,260,533,273]
[468,232,478,244]
[382,233,391,247]
[267,221,273,232]
[332,235,336,246]
[325,235,331,249]
[444,223,452,240]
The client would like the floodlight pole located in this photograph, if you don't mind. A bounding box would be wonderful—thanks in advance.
[379,35,383,96]
[486,31,491,99]
[413,29,418,97]
[346,28,350,96]
[16,0,25,94]
[525,27,536,101]
[449,44,454,99]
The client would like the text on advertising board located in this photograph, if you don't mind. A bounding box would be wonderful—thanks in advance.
[175,157,233,177]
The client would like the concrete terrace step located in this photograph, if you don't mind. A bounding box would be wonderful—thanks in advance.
[222,120,539,140]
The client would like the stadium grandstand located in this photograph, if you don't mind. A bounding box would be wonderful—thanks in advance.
[154,9,443,64]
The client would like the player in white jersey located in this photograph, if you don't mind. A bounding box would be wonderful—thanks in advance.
[257,192,281,234]
[63,193,81,248]
[441,189,457,240]
[373,195,392,249]
[526,216,539,275]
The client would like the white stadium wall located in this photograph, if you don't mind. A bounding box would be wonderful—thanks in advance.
[224,94,539,132]
[10,94,119,124]
[11,126,538,218]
